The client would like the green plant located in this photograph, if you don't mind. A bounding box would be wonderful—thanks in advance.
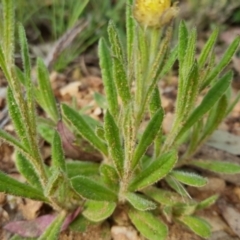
[1,0,240,239]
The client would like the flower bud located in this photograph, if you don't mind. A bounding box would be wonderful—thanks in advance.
[133,0,178,28]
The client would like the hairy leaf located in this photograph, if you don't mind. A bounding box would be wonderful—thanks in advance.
[71,176,117,201]
[0,171,48,202]
[104,111,124,176]
[191,160,240,174]
[52,131,66,172]
[125,192,157,211]
[98,38,118,118]
[178,215,211,238]
[129,150,177,191]
[132,108,164,168]
[170,170,207,187]
[83,200,116,222]
[128,208,168,240]
[62,104,108,156]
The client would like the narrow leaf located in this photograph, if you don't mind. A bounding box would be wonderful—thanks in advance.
[44,168,64,197]
[38,211,67,240]
[15,153,42,189]
[128,208,168,240]
[182,28,197,78]
[132,108,164,168]
[125,192,157,211]
[196,195,219,211]
[52,131,66,172]
[7,88,29,148]
[126,0,134,64]
[98,38,118,118]
[178,21,188,67]
[36,58,59,122]
[104,111,124,176]
[0,171,48,202]
[71,176,117,201]
[191,160,240,174]
[18,24,31,81]
[2,0,15,66]
[202,36,240,89]
[198,28,219,69]
[176,71,232,141]
[66,161,99,178]
[170,170,208,187]
[62,104,108,156]
[143,187,186,206]
[100,164,119,190]
[108,21,131,106]
[178,215,211,238]
[129,150,177,191]
[82,200,116,222]
[165,176,190,197]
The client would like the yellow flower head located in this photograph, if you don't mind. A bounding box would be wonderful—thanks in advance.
[133,0,178,28]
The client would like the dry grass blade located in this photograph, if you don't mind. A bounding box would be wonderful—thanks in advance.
[44,19,89,69]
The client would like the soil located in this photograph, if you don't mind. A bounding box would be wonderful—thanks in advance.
[1,1,240,240]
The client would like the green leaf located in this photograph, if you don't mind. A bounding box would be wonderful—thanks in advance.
[129,150,177,191]
[98,38,118,118]
[0,171,48,202]
[36,58,59,122]
[126,0,134,64]
[173,202,197,216]
[199,94,228,144]
[52,131,66,172]
[15,153,42,189]
[7,88,29,148]
[69,215,92,233]
[196,195,219,211]
[143,187,186,206]
[0,46,11,80]
[37,120,55,144]
[38,211,67,240]
[112,57,131,106]
[165,176,190,197]
[198,28,219,69]
[2,0,15,66]
[108,21,131,106]
[71,176,117,201]
[83,200,116,222]
[132,108,164,168]
[66,161,99,178]
[108,20,125,63]
[0,129,34,164]
[128,208,168,240]
[182,28,196,78]
[100,164,119,190]
[178,215,211,238]
[95,126,105,141]
[18,24,31,81]
[94,92,107,109]
[62,104,108,156]
[178,21,188,70]
[191,160,240,174]
[201,36,240,89]
[170,170,207,187]
[160,45,178,77]
[149,88,163,158]
[125,192,157,211]
[104,111,124,176]
[176,71,232,141]
[44,168,64,197]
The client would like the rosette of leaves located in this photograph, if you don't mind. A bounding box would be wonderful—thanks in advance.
[1,0,240,239]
